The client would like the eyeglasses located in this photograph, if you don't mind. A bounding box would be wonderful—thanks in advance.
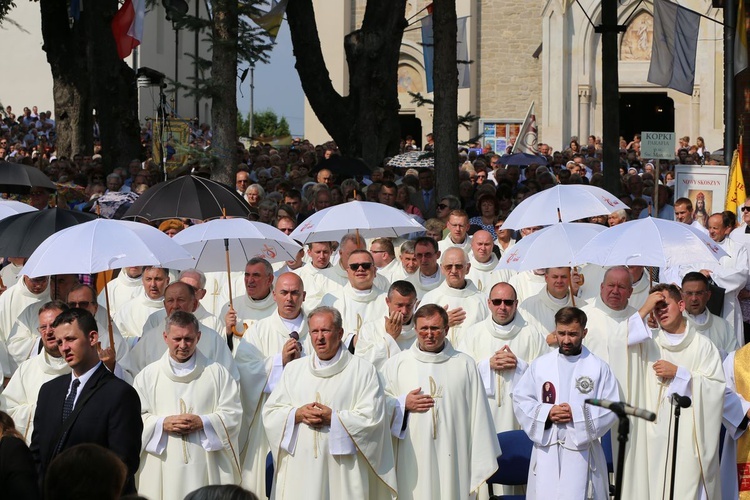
[437,203,449,210]
[68,301,92,308]
[348,262,373,271]
[37,324,55,333]
[741,206,750,212]
[279,227,294,233]
[443,264,465,270]
[490,298,516,306]
[683,291,707,297]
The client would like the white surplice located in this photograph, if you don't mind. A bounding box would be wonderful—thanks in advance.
[382,341,501,500]
[0,280,50,376]
[406,270,445,300]
[507,271,546,304]
[519,289,584,335]
[686,311,738,361]
[467,253,500,294]
[142,303,225,338]
[420,279,489,346]
[355,319,416,372]
[114,292,166,343]
[512,347,620,500]
[320,284,389,336]
[97,270,143,316]
[134,351,242,500]
[219,292,276,354]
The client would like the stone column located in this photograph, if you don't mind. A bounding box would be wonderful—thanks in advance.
[578,85,591,141]
[691,87,700,145]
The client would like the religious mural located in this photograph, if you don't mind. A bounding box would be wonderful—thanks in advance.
[621,11,653,61]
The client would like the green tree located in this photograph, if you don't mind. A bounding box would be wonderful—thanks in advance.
[238,109,291,138]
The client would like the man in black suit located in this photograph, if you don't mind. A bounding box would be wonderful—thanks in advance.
[30,309,142,495]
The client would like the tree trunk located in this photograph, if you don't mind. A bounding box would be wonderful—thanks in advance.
[432,0,459,199]
[210,0,240,186]
[287,0,407,168]
[40,0,141,171]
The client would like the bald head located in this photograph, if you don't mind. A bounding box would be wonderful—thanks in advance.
[273,272,306,319]
[441,246,468,265]
[471,230,494,263]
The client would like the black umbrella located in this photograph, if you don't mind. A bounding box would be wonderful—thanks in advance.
[0,161,57,194]
[122,175,253,221]
[499,153,549,166]
[313,156,372,179]
[0,208,98,258]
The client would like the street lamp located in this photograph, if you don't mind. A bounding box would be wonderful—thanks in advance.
[163,0,189,115]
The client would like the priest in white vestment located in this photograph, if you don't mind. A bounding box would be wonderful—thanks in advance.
[634,283,725,500]
[466,230,503,293]
[663,213,749,345]
[125,282,238,380]
[320,250,388,341]
[388,240,419,282]
[114,266,170,344]
[134,311,242,500]
[519,267,585,338]
[420,247,489,346]
[318,233,391,293]
[407,237,445,299]
[0,301,70,443]
[263,306,398,499]
[371,238,401,282]
[220,258,277,354]
[507,269,546,303]
[512,306,620,500]
[201,270,244,317]
[355,280,419,371]
[382,304,500,499]
[294,241,335,311]
[97,266,143,316]
[682,272,739,359]
[235,273,313,495]
[627,265,651,310]
[437,210,472,255]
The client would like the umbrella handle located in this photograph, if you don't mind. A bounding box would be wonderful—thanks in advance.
[232,323,248,337]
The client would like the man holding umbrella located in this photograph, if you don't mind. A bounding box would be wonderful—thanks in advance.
[221,258,276,352]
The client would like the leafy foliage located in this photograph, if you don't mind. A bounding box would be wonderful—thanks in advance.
[237,109,290,137]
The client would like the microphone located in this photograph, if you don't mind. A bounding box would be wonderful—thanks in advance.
[585,399,656,422]
[671,394,691,408]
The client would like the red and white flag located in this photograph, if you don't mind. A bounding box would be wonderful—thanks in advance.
[512,102,538,154]
[112,0,145,59]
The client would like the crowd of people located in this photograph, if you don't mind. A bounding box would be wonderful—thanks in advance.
[0,108,749,499]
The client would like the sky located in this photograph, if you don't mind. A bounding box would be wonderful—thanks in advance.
[236,22,305,137]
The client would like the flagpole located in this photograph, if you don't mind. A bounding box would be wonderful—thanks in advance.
[726,0,738,165]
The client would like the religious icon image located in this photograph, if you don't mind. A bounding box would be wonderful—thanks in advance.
[621,12,653,61]
[689,190,712,228]
[542,381,556,404]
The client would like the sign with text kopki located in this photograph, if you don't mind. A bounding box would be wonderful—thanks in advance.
[641,131,676,159]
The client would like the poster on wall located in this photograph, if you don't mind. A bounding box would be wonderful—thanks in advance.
[673,165,729,229]
[480,119,522,154]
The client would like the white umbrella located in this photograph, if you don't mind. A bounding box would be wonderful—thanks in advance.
[172,218,302,338]
[21,219,194,347]
[498,223,607,272]
[0,200,36,221]
[502,185,629,230]
[574,218,728,268]
[290,200,425,244]
[172,218,302,272]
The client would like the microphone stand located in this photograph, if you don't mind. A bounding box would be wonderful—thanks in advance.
[668,394,690,500]
[613,414,629,500]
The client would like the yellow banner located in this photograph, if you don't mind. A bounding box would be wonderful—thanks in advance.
[726,149,747,214]
[735,343,750,498]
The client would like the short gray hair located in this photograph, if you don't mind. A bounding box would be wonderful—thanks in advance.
[166,310,200,333]
[178,268,207,289]
[308,306,343,331]
[246,257,273,276]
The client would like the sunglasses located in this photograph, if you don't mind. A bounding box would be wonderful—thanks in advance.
[349,262,373,271]
[490,298,516,306]
[443,264,465,270]
[437,203,449,210]
[68,301,93,308]
[742,206,750,212]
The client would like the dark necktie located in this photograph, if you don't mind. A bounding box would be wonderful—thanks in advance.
[62,379,80,422]
[745,225,750,234]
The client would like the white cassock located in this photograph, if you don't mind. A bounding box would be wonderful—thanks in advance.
[382,340,500,499]
[687,311,738,360]
[124,321,238,381]
[263,348,398,499]
[629,272,651,310]
[320,284,389,337]
[0,262,22,289]
[114,292,166,344]
[580,299,652,500]
[235,311,313,495]
[720,345,750,500]
[142,304,225,338]
[438,235,472,255]
[377,259,401,283]
[7,305,129,367]
[406,271,445,300]
[318,263,391,292]
[219,292,276,353]
[0,350,69,443]
[519,290,584,335]
[460,314,550,428]
[576,264,607,303]
[97,271,143,316]
[512,347,620,500]
[496,238,516,258]
[294,264,332,311]
[664,237,749,345]
[641,325,725,500]
[134,351,243,500]
[467,253,501,293]
[388,264,417,283]
[507,271,545,303]
[0,281,50,376]
[420,280,489,346]
[201,271,244,317]
[355,320,416,371]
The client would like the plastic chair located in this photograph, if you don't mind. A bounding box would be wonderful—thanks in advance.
[487,430,533,500]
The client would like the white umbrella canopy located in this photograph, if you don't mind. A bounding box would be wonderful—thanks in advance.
[574,218,728,268]
[497,222,607,272]
[502,185,629,230]
[21,219,194,278]
[290,200,425,244]
[0,200,36,221]
[172,218,302,272]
